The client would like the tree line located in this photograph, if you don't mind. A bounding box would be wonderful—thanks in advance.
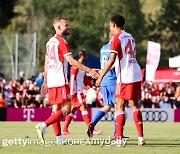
[0,0,179,72]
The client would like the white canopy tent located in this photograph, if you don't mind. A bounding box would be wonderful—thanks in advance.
[169,55,180,68]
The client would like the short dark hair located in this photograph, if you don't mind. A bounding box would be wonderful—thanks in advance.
[110,15,125,28]
[53,17,67,25]
[77,49,87,59]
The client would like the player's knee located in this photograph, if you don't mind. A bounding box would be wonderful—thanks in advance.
[66,108,71,115]
[62,106,71,115]
[80,104,86,111]
[116,106,125,112]
[107,104,113,110]
[71,108,77,114]
[102,105,112,113]
[52,104,60,112]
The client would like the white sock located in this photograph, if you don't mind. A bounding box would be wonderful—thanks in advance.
[138,136,144,141]
[41,122,47,130]
[111,139,122,145]
[56,135,65,143]
[116,139,122,144]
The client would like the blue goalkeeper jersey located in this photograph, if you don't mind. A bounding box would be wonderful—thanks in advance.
[100,43,117,86]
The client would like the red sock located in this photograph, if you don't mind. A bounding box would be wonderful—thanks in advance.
[63,115,73,131]
[116,112,126,139]
[45,109,65,127]
[53,121,61,136]
[133,109,143,137]
[82,111,91,126]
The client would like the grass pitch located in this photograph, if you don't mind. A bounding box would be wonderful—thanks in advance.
[0,121,180,154]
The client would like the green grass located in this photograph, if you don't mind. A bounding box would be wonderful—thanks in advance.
[0,122,180,154]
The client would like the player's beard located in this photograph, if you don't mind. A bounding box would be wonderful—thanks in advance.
[62,29,70,36]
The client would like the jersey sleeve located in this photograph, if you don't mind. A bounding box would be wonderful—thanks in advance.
[111,33,121,53]
[84,74,94,88]
[110,33,122,60]
[58,38,72,57]
[70,66,79,95]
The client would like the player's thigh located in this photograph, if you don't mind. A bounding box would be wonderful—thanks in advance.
[61,101,71,114]
[52,104,61,112]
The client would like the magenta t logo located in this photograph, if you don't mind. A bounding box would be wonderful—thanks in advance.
[23,109,35,121]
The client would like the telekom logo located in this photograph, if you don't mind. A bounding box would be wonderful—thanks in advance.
[23,109,35,121]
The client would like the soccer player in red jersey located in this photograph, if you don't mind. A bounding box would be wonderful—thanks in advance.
[35,17,99,144]
[62,50,102,135]
[95,15,145,146]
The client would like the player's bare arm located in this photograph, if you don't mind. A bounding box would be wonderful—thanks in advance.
[41,57,48,95]
[99,65,115,75]
[96,52,116,86]
[109,64,115,70]
[65,54,99,79]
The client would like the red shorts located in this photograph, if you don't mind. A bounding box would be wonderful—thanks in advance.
[48,85,70,105]
[71,93,86,108]
[115,81,142,100]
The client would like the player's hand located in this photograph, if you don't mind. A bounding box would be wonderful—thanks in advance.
[98,69,102,74]
[95,76,103,87]
[93,68,100,72]
[89,69,100,79]
[41,83,48,95]
[70,94,74,101]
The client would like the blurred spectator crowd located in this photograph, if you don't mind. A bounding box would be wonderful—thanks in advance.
[140,81,180,109]
[0,71,180,109]
[0,71,47,108]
